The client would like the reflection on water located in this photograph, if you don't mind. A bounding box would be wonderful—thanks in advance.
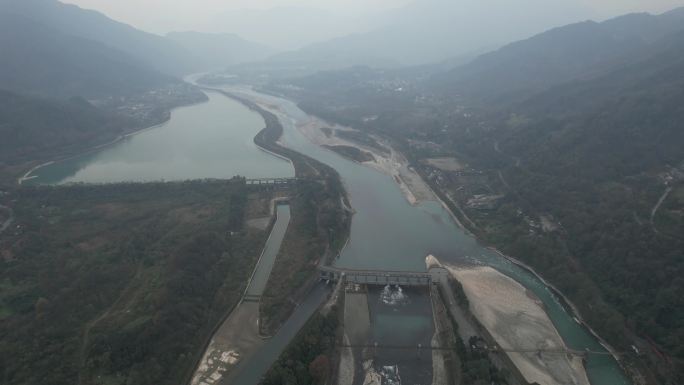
[26,91,293,185]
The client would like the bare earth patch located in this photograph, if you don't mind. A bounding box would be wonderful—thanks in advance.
[539,214,560,232]
[191,302,263,385]
[296,118,436,205]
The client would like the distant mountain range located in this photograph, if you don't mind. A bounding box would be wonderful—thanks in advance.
[435,7,684,102]
[0,0,270,165]
[0,0,271,99]
[166,31,274,70]
[0,12,176,99]
[252,0,591,71]
[1,0,195,76]
[207,6,377,51]
[0,89,129,163]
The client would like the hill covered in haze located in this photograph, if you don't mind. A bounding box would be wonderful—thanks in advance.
[0,0,196,76]
[0,13,177,99]
[166,31,274,69]
[435,7,684,102]
[0,0,210,168]
[254,0,590,71]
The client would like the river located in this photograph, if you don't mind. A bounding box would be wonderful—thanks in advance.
[25,84,629,385]
[225,87,630,385]
[24,91,293,185]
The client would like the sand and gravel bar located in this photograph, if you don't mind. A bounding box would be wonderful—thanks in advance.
[427,256,590,385]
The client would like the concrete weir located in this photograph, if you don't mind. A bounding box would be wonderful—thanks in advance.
[319,266,437,286]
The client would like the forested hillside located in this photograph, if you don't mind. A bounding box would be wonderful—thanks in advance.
[0,13,178,99]
[0,90,130,164]
[0,181,268,385]
[0,1,207,171]
[486,29,684,378]
[434,7,684,102]
[0,0,196,76]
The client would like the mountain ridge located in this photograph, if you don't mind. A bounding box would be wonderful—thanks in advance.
[0,12,177,99]
[0,0,196,76]
[166,31,274,69]
[433,7,684,102]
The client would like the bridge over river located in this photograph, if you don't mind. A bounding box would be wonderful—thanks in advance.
[319,265,450,286]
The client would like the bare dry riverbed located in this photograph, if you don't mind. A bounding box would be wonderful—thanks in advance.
[297,119,437,205]
[428,255,590,385]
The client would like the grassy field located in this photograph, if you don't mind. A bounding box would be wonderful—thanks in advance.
[0,180,272,385]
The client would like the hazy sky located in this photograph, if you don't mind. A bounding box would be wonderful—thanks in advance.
[63,0,684,48]
[62,0,410,33]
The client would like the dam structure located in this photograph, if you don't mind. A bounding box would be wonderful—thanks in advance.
[319,265,450,287]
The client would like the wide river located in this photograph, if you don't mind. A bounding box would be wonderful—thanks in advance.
[24,91,293,184]
[28,88,629,385]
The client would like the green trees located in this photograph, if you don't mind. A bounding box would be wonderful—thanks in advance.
[0,90,130,164]
[0,180,267,385]
[262,309,339,385]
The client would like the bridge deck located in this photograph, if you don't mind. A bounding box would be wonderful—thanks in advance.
[320,266,432,286]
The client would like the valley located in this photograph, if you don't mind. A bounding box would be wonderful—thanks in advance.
[1,1,683,384]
